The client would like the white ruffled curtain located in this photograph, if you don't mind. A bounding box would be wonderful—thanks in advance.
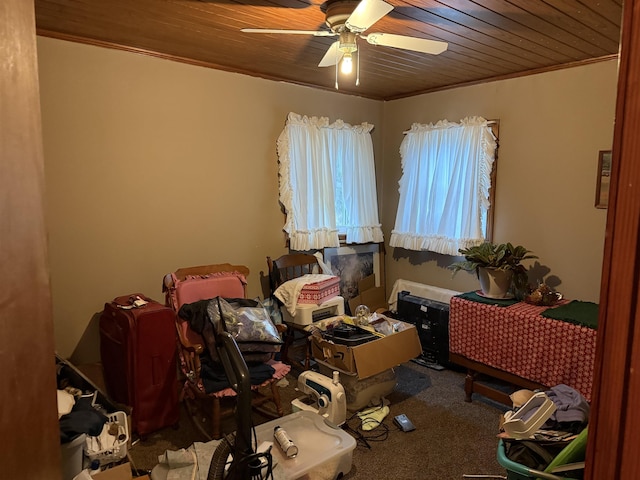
[277,112,384,251]
[389,116,497,255]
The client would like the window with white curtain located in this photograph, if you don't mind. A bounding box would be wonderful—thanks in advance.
[277,112,384,251]
[390,116,497,256]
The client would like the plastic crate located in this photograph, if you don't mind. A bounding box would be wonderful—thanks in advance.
[85,411,129,466]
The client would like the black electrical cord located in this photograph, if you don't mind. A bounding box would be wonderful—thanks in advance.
[342,404,391,449]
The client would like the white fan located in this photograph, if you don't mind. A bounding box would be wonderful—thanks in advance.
[241,0,448,73]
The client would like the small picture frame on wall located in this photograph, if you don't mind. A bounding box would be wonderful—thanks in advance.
[595,150,612,209]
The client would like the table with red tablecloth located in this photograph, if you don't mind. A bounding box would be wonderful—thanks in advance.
[448,295,597,404]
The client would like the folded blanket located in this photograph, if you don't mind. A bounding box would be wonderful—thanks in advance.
[541,300,598,329]
[456,291,519,307]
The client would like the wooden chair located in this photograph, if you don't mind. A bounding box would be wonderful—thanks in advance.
[267,254,321,371]
[163,263,289,440]
[267,253,320,292]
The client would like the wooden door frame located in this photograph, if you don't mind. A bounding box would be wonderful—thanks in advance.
[585,0,640,477]
[3,1,639,478]
[1,0,61,478]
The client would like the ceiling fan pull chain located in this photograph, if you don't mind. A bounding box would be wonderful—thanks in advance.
[335,55,339,90]
[356,51,360,86]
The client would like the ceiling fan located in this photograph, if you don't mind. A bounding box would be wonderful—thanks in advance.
[241,0,448,85]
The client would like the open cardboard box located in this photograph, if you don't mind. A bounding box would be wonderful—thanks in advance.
[92,463,149,480]
[311,318,422,379]
[347,274,387,314]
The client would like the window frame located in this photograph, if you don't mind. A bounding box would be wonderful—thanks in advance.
[389,116,499,254]
[485,120,499,243]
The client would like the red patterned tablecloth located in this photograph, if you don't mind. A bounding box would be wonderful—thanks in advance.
[449,296,596,401]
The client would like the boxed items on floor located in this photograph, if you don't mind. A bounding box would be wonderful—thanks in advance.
[311,316,422,379]
[56,355,131,480]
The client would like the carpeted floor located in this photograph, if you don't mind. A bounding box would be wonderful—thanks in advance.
[124,361,509,480]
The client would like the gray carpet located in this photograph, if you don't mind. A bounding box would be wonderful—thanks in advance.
[126,362,509,479]
[340,362,507,479]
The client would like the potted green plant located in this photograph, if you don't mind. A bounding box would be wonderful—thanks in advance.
[449,242,538,299]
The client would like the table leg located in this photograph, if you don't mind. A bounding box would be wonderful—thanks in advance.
[464,369,476,402]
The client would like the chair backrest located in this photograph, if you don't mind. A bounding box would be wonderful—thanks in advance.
[171,263,250,285]
[267,253,320,293]
[164,264,250,348]
[164,263,249,310]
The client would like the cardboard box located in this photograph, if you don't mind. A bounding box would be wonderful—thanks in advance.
[347,274,387,314]
[311,319,422,379]
[92,463,150,480]
[92,464,128,480]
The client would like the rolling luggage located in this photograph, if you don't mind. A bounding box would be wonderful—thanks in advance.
[99,293,179,437]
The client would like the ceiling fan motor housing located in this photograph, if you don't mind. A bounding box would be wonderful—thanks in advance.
[325,0,361,32]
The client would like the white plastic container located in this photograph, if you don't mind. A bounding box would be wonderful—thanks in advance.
[282,296,345,326]
[61,433,86,480]
[254,410,356,480]
[502,391,557,439]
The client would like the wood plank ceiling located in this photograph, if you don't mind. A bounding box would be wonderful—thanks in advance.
[34,0,622,100]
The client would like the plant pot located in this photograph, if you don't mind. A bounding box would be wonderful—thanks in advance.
[477,267,514,299]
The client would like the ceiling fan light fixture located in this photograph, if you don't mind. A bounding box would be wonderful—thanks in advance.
[341,53,354,74]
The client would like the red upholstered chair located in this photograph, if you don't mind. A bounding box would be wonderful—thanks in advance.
[163,263,289,439]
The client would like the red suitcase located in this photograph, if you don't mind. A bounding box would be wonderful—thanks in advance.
[99,293,179,437]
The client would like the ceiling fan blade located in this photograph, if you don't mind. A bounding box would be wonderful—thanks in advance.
[364,33,448,55]
[241,29,336,37]
[318,41,344,67]
[345,0,394,33]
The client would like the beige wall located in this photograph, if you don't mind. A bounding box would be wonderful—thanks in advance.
[37,36,617,363]
[37,37,383,362]
[381,60,618,303]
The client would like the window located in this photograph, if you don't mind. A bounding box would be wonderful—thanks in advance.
[277,112,384,251]
[390,116,497,255]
